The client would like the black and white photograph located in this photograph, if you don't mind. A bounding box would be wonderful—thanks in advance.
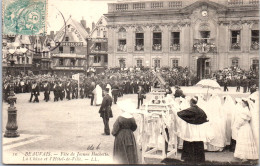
[1,0,259,165]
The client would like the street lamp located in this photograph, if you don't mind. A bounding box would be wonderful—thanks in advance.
[4,42,21,138]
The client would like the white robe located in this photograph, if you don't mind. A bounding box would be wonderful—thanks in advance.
[93,85,103,106]
[222,95,236,146]
[248,99,259,154]
[205,95,226,151]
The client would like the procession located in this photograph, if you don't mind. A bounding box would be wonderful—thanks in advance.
[2,0,260,165]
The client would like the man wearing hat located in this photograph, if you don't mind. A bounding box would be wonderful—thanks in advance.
[99,88,113,135]
[29,80,40,103]
[43,80,50,102]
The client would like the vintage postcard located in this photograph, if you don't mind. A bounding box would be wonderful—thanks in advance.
[2,0,259,165]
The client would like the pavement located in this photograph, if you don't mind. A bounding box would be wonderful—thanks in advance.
[2,86,256,164]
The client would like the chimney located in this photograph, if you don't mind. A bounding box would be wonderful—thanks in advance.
[92,22,95,31]
[50,31,55,39]
[80,17,86,29]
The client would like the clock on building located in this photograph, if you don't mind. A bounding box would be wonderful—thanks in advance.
[202,10,208,17]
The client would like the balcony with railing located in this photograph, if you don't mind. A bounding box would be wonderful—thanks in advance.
[227,0,259,6]
[135,45,144,51]
[193,39,216,53]
[152,44,162,51]
[251,41,259,50]
[170,44,180,51]
[108,0,258,13]
[117,44,127,52]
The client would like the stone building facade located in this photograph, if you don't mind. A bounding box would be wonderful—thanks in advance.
[105,0,259,79]
[87,16,108,73]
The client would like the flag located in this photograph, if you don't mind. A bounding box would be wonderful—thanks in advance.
[72,73,80,81]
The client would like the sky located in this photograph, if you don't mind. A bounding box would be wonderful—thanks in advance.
[47,0,116,33]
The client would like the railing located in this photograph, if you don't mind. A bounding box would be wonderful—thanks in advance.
[133,3,145,10]
[152,44,162,51]
[230,43,241,50]
[170,44,180,51]
[193,41,216,53]
[169,1,182,8]
[116,4,128,11]
[135,45,144,51]
[251,41,259,50]
[228,0,243,5]
[117,45,127,52]
[249,0,259,5]
[109,1,184,13]
[151,2,163,8]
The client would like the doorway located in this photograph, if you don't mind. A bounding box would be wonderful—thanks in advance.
[197,58,210,80]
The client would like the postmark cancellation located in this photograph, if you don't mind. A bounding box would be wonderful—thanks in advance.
[3,0,47,36]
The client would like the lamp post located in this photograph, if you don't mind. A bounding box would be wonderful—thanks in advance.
[4,42,23,138]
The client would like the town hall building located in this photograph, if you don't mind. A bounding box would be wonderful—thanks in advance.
[105,0,259,79]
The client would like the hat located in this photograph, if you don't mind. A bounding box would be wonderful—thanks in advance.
[117,99,136,114]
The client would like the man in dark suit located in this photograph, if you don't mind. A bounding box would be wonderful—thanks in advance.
[112,84,119,104]
[66,80,71,100]
[30,81,40,103]
[99,88,113,135]
[137,85,145,109]
[43,81,50,102]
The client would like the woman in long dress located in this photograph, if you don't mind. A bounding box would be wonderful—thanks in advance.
[112,100,138,164]
[234,99,258,161]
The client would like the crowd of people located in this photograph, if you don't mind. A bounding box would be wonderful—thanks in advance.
[2,66,259,164]
[2,67,193,103]
[213,66,259,89]
[3,66,258,104]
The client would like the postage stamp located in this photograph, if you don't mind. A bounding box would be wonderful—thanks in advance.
[3,0,47,36]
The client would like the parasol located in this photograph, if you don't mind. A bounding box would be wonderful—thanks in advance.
[196,79,221,99]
